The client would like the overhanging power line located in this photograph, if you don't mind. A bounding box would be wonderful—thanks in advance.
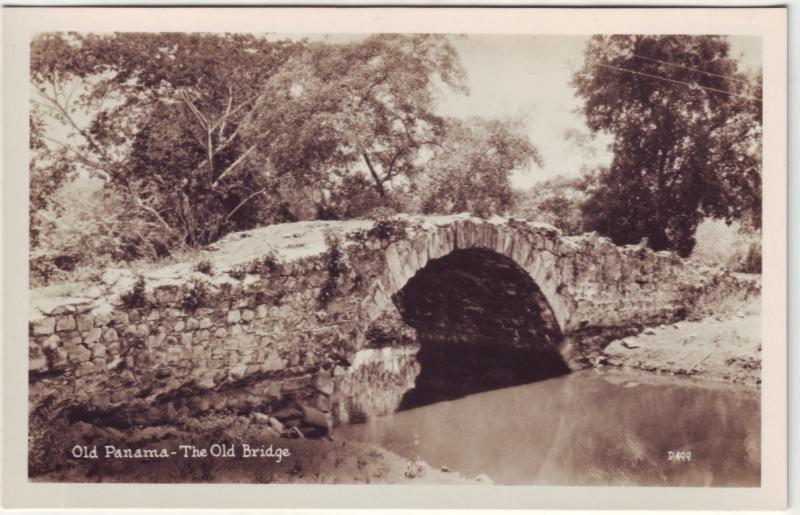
[630,53,753,84]
[595,62,761,103]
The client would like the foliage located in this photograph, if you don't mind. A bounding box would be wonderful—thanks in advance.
[28,395,79,476]
[419,117,541,216]
[513,173,595,234]
[689,218,761,273]
[120,275,147,309]
[30,178,176,286]
[244,252,282,275]
[29,33,546,285]
[30,256,63,287]
[227,264,248,281]
[240,34,467,215]
[31,32,304,249]
[318,233,354,306]
[182,278,211,312]
[738,243,762,274]
[193,259,214,276]
[366,217,410,242]
[573,35,762,256]
[226,253,283,281]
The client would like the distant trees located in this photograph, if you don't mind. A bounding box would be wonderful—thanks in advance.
[420,117,541,216]
[572,35,762,256]
[513,172,596,235]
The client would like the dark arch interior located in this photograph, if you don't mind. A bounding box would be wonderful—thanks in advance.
[392,248,570,409]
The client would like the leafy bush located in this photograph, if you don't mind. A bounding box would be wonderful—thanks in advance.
[182,278,211,312]
[120,276,148,309]
[30,178,178,286]
[512,173,593,235]
[244,252,282,276]
[737,242,762,273]
[193,259,214,276]
[318,233,353,306]
[228,264,248,280]
[30,255,64,287]
[367,217,409,242]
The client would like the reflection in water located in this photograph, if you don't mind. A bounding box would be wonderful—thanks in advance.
[333,342,569,423]
[333,346,421,425]
[400,343,570,410]
[337,368,760,486]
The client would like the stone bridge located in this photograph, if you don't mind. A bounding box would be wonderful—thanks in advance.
[28,215,758,433]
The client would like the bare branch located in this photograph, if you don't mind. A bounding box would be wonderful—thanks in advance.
[225,188,266,220]
[216,124,244,154]
[225,173,293,220]
[209,89,266,132]
[179,90,209,129]
[385,147,404,179]
[37,80,113,163]
[217,84,234,139]
[357,72,390,108]
[39,135,111,178]
[211,143,257,189]
[207,129,215,178]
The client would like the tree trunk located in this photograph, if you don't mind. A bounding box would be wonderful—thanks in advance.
[362,153,386,197]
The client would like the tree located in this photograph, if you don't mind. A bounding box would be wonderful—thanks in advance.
[30,32,541,285]
[419,117,541,216]
[30,177,176,286]
[30,32,303,248]
[238,34,468,218]
[31,33,472,247]
[573,35,762,256]
[513,172,596,234]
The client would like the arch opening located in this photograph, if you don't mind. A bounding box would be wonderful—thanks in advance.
[391,248,570,409]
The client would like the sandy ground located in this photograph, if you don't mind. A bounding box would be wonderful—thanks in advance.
[601,298,760,386]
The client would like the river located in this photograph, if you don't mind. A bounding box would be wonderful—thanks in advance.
[335,346,760,486]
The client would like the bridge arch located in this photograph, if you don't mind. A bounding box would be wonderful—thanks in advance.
[359,219,571,348]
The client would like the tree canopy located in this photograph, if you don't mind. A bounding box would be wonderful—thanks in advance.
[30,32,542,284]
[31,32,304,248]
[573,35,762,256]
[419,117,541,216]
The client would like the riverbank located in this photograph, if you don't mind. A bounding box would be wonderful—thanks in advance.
[600,297,761,386]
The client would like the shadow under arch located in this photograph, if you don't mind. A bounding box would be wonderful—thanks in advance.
[391,248,570,410]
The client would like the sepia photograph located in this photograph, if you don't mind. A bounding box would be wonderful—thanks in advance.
[3,5,788,511]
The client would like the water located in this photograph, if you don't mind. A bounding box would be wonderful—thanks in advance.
[337,367,760,486]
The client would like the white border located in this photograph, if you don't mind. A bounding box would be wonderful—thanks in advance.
[1,5,788,511]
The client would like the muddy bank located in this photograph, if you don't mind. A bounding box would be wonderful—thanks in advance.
[600,298,760,386]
